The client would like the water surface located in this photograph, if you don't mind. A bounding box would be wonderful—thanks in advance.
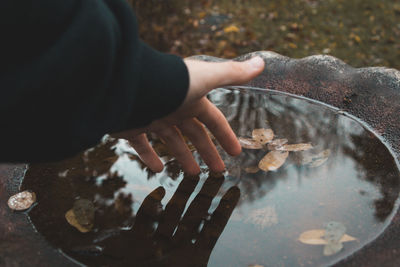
[22,88,400,267]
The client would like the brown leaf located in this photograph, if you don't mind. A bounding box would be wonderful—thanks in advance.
[298,229,357,245]
[278,143,313,151]
[239,137,263,149]
[252,128,274,145]
[309,149,331,168]
[65,209,93,233]
[258,151,289,171]
[267,138,288,150]
[244,166,260,173]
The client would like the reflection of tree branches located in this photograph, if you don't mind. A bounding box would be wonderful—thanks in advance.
[22,139,139,249]
[342,134,400,221]
[211,88,400,220]
[211,89,343,203]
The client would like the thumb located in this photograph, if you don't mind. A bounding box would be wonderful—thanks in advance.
[184,56,265,102]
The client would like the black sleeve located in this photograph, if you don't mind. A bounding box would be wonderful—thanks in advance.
[0,0,189,162]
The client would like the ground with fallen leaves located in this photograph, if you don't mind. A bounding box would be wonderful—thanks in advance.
[129,0,400,69]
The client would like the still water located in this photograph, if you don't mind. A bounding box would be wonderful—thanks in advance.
[22,88,400,267]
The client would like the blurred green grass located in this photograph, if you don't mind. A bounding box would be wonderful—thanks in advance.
[130,0,400,69]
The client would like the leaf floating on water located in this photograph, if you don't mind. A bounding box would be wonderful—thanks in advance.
[309,157,329,167]
[299,229,328,245]
[323,221,347,256]
[73,199,95,227]
[7,190,36,211]
[309,149,331,168]
[267,138,288,150]
[278,143,313,152]
[323,241,343,256]
[244,166,260,173]
[258,151,289,171]
[298,221,356,256]
[65,209,93,233]
[298,229,356,245]
[324,221,346,243]
[252,128,274,145]
[66,199,95,233]
[324,242,343,256]
[238,137,263,149]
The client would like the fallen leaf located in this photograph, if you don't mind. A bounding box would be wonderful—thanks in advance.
[239,137,263,149]
[65,209,93,233]
[324,221,346,243]
[309,157,329,167]
[324,241,343,256]
[8,190,36,211]
[252,128,274,145]
[267,138,288,150]
[309,149,331,167]
[298,229,356,245]
[224,25,240,33]
[244,166,260,173]
[258,150,288,171]
[73,199,95,227]
[278,143,313,151]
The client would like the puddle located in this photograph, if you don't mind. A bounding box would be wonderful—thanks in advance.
[22,88,400,267]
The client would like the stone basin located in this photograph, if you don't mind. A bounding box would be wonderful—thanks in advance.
[1,51,400,266]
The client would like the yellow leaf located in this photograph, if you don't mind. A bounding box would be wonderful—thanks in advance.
[258,150,289,171]
[65,209,93,233]
[298,229,357,245]
[239,137,263,149]
[244,166,260,173]
[224,25,240,33]
[252,128,274,145]
[267,138,288,150]
[198,11,206,19]
[279,143,313,152]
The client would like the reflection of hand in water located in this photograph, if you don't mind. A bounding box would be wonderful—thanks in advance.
[102,174,240,267]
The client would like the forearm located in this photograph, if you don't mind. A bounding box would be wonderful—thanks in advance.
[0,0,189,162]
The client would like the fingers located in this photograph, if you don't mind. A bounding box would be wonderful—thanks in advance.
[183,56,265,102]
[131,186,165,238]
[172,174,224,244]
[156,126,200,176]
[196,186,240,251]
[178,118,225,172]
[129,133,164,173]
[197,98,241,156]
[155,175,199,239]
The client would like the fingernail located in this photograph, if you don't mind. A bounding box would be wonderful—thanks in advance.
[247,56,265,70]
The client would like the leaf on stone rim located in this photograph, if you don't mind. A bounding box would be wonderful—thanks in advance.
[239,137,263,149]
[7,190,36,211]
[252,128,274,145]
[258,150,289,171]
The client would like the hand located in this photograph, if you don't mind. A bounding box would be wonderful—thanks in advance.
[99,174,240,267]
[121,57,265,175]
